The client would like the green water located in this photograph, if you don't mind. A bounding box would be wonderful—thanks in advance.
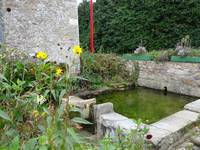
[96,87,195,124]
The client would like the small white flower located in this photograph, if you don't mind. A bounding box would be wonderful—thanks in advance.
[36,95,46,105]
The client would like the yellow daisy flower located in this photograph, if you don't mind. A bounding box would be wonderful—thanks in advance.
[36,51,48,60]
[73,45,83,56]
[56,68,63,76]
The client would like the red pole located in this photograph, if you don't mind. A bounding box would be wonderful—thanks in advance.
[89,0,95,53]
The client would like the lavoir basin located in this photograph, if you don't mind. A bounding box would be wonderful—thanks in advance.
[96,87,195,124]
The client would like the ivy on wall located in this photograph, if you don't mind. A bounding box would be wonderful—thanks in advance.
[79,0,200,53]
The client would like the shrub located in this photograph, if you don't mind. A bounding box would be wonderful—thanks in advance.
[81,52,136,89]
[149,49,176,62]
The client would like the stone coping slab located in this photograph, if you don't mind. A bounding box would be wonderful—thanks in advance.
[100,112,140,131]
[147,125,172,145]
[151,110,199,133]
[184,99,200,113]
[148,110,199,148]
[67,96,96,108]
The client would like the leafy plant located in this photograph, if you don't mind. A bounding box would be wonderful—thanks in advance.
[0,105,92,150]
[99,120,152,150]
[81,52,136,89]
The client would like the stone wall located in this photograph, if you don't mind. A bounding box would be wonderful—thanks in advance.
[0,0,80,72]
[126,61,200,97]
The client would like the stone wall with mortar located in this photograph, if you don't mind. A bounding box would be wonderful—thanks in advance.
[0,0,80,73]
[126,61,200,97]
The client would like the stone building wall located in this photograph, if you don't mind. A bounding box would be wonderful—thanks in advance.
[0,0,80,72]
[126,61,200,97]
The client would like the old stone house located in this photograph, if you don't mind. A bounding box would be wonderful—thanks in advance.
[0,0,80,72]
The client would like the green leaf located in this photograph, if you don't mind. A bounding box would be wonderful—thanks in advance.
[23,138,38,150]
[0,74,8,82]
[43,90,50,97]
[39,135,48,145]
[50,90,56,101]
[39,145,48,150]
[69,107,81,113]
[43,108,50,115]
[5,129,18,137]
[71,117,92,125]
[0,109,11,121]
[57,105,65,117]
[67,128,80,143]
[9,136,19,150]
[38,125,46,133]
[59,89,66,105]
[46,116,52,128]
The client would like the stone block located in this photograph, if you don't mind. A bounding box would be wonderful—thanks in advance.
[63,96,96,119]
[93,103,114,122]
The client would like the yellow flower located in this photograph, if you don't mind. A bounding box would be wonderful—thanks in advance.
[32,110,39,118]
[36,51,48,60]
[56,68,63,76]
[73,45,83,56]
[41,112,46,117]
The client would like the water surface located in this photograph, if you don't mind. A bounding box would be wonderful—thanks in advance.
[96,87,195,124]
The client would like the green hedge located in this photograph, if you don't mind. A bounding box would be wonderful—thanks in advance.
[79,1,200,53]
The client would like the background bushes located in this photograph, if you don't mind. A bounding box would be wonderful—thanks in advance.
[81,52,136,89]
[79,0,200,53]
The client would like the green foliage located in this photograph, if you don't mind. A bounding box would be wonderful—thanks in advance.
[0,46,90,149]
[81,52,136,89]
[0,106,150,150]
[188,49,200,57]
[79,1,200,53]
[99,120,151,150]
[0,106,91,150]
[0,46,75,104]
[149,49,176,62]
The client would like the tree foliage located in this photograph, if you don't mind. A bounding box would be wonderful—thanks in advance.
[79,0,200,53]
